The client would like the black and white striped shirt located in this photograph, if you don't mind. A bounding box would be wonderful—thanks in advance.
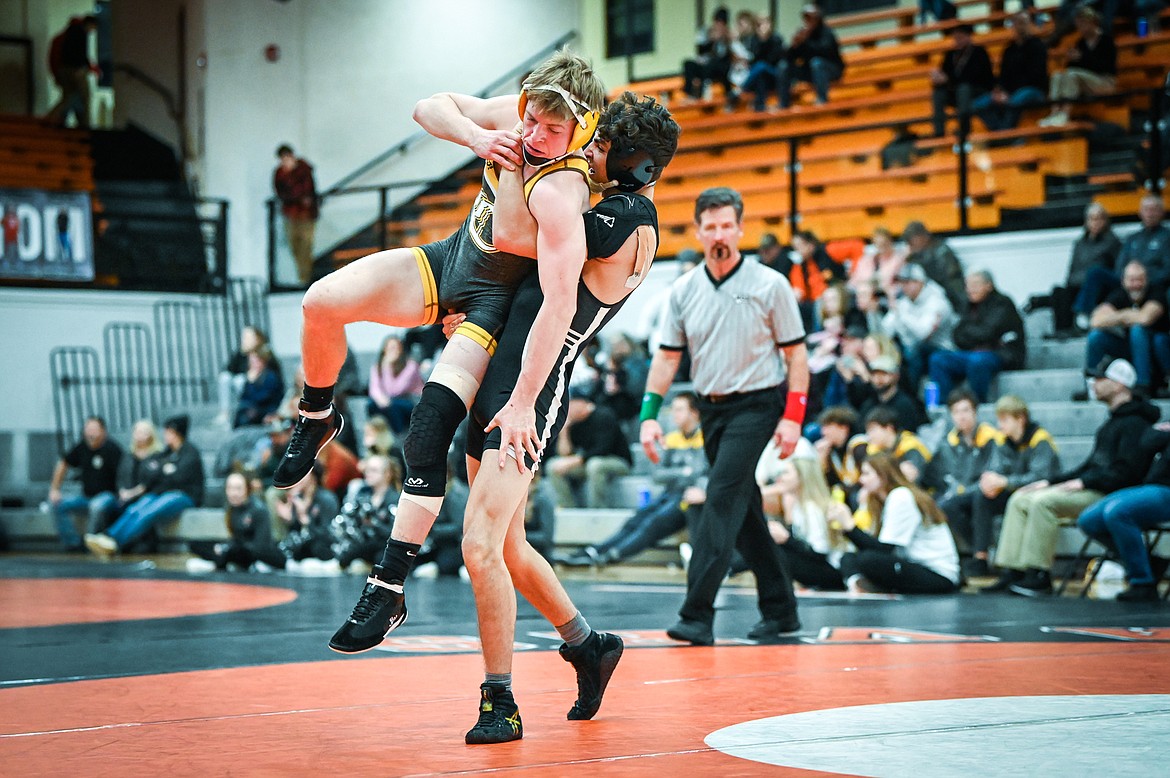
[659,258,805,396]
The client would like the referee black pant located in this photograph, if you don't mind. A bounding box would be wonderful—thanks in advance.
[681,388,799,627]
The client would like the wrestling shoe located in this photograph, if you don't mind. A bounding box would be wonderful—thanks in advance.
[559,631,624,720]
[465,683,523,744]
[328,566,407,653]
[272,405,344,489]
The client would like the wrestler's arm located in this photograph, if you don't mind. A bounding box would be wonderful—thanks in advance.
[412,92,522,169]
[487,174,589,469]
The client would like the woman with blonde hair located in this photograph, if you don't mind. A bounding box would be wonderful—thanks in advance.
[758,440,848,590]
[827,452,960,593]
[88,419,164,534]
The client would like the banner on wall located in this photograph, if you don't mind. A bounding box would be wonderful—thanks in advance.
[0,188,94,282]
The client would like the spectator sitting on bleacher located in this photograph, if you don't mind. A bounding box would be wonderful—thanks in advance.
[973,12,1049,132]
[788,230,847,331]
[1039,7,1117,127]
[928,388,1000,553]
[739,13,787,112]
[882,262,957,391]
[828,452,961,594]
[1077,260,1170,400]
[950,394,1061,577]
[233,345,284,429]
[276,462,340,569]
[815,406,862,495]
[1025,202,1120,336]
[85,415,204,558]
[1076,195,1170,322]
[682,6,733,101]
[929,23,995,137]
[851,355,930,434]
[758,438,848,591]
[90,419,164,536]
[547,386,633,508]
[822,323,870,410]
[903,221,965,311]
[1076,421,1170,602]
[724,11,759,110]
[559,392,706,568]
[216,326,280,427]
[929,269,1026,404]
[188,471,284,573]
[331,454,400,571]
[850,227,907,300]
[808,285,866,416]
[854,406,934,487]
[367,333,424,435]
[984,357,1158,596]
[776,4,845,109]
[48,415,122,552]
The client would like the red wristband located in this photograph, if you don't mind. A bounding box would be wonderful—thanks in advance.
[783,391,807,426]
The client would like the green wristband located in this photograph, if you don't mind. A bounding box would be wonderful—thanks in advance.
[639,392,664,422]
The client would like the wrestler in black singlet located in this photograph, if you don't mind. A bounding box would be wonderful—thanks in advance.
[467,192,659,465]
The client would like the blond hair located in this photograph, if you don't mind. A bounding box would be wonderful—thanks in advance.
[524,50,606,119]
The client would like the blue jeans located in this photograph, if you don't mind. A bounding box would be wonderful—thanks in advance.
[742,61,778,110]
[928,349,1003,403]
[776,57,843,107]
[53,492,118,548]
[104,491,195,549]
[971,87,1047,132]
[596,491,688,561]
[1085,326,1170,389]
[1077,266,1121,315]
[1076,484,1170,584]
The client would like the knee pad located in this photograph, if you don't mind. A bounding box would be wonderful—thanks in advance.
[403,382,467,497]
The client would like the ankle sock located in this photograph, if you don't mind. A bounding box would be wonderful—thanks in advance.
[377,538,421,585]
[484,673,511,688]
[301,383,335,413]
[556,612,591,648]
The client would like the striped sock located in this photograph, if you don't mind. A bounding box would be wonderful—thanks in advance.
[556,612,591,647]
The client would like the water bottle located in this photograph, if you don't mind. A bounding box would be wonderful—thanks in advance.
[638,487,653,509]
[1137,16,1149,38]
[923,380,941,410]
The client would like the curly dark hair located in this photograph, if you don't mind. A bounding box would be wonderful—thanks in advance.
[596,91,680,177]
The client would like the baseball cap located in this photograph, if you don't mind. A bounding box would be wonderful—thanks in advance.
[1089,357,1137,388]
[896,263,927,283]
[869,356,900,374]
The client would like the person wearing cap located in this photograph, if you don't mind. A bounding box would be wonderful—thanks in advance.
[1039,7,1116,127]
[928,23,994,138]
[928,269,1025,404]
[851,353,930,434]
[1080,260,1170,399]
[776,5,845,109]
[984,357,1159,596]
[84,415,205,557]
[640,186,807,646]
[903,221,965,312]
[882,261,957,391]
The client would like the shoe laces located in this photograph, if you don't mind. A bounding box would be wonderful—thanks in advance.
[349,582,393,623]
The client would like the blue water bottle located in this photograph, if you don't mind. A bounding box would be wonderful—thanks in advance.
[924,380,941,410]
[1137,16,1149,37]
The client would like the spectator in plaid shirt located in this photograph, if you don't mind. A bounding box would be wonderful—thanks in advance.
[273,144,320,285]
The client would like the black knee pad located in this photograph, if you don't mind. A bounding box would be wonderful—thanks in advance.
[403,382,467,497]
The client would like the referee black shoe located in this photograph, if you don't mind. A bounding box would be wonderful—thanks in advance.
[328,566,407,653]
[465,683,523,744]
[747,616,802,641]
[272,405,344,489]
[559,631,624,720]
[666,618,714,646]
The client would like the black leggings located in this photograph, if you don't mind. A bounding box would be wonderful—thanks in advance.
[839,550,957,594]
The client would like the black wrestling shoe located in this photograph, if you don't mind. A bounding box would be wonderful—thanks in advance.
[272,405,344,489]
[328,566,407,653]
[559,631,624,720]
[465,683,523,744]
[746,616,802,641]
[666,618,714,646]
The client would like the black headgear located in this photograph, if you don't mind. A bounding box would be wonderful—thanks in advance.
[605,143,662,193]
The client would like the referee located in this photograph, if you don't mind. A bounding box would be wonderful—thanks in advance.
[640,187,809,645]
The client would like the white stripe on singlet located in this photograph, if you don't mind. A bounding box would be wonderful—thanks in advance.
[535,304,613,462]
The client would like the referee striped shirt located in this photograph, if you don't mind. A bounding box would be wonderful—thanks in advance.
[659,257,805,397]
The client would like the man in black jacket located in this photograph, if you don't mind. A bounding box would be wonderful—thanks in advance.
[776,5,844,109]
[740,14,787,112]
[927,269,1025,403]
[929,23,994,137]
[984,358,1159,596]
[546,387,633,508]
[973,12,1049,132]
[85,415,205,557]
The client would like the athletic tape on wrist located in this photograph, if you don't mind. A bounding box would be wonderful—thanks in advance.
[783,391,808,426]
[639,392,664,422]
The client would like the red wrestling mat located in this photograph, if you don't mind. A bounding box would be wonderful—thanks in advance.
[2,641,1167,776]
[0,578,297,628]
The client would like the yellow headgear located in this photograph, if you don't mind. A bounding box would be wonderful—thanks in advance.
[517,82,600,155]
